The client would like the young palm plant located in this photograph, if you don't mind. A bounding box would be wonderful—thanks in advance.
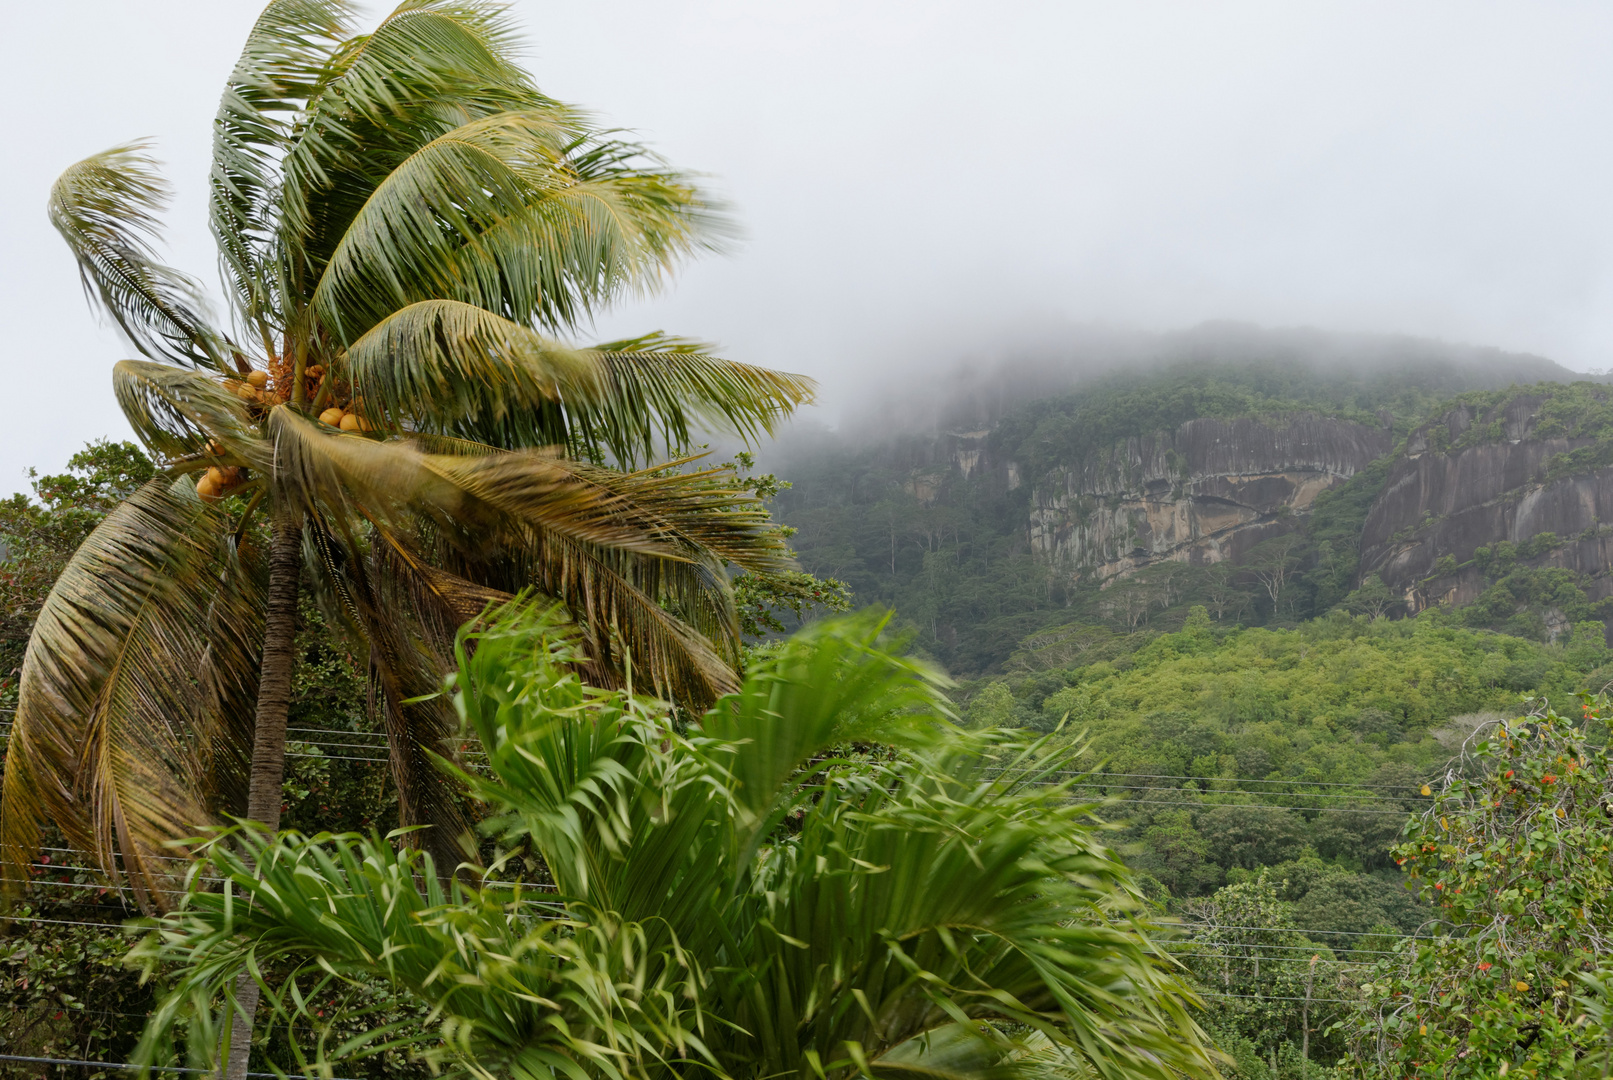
[133,606,1221,1080]
[2,0,813,914]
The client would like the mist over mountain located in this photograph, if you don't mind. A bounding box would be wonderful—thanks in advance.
[813,321,1585,449]
[759,323,1613,676]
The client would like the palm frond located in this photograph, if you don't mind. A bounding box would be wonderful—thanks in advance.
[517,529,741,705]
[270,409,786,566]
[306,109,602,341]
[577,334,817,464]
[334,529,476,874]
[0,480,241,909]
[342,298,598,444]
[193,532,269,821]
[49,145,224,369]
[210,0,355,324]
[371,530,511,660]
[275,1,552,293]
[342,303,812,462]
[699,612,954,864]
[113,360,269,466]
[431,138,729,336]
[422,529,742,705]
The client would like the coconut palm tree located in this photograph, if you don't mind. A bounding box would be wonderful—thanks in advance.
[133,607,1220,1080]
[1,0,813,912]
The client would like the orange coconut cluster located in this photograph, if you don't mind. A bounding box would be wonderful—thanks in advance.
[195,440,246,503]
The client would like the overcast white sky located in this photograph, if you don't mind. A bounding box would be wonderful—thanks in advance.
[5,2,1613,493]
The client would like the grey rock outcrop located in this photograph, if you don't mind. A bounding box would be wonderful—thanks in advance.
[1360,396,1613,613]
[1029,413,1392,580]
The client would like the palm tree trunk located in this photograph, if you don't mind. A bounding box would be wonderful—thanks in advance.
[223,513,302,1080]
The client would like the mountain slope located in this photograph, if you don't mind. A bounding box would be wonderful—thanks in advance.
[770,326,1597,672]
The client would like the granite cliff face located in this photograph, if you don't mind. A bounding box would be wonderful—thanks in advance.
[1028,413,1393,581]
[1360,395,1613,619]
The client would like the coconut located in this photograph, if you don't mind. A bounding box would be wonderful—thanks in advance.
[196,474,220,501]
[246,370,269,389]
[320,408,345,427]
[307,364,325,377]
[206,466,229,487]
[206,439,224,456]
[237,385,260,401]
[339,412,362,432]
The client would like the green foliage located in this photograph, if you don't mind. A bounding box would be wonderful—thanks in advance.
[1457,566,1606,640]
[1345,697,1613,1077]
[1177,874,1345,1061]
[132,607,1220,1080]
[713,450,855,643]
[0,918,153,1076]
[0,441,155,709]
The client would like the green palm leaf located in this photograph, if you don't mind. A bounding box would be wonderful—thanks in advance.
[49,145,224,369]
[0,480,244,908]
[580,335,817,464]
[275,1,548,291]
[113,360,268,466]
[210,0,357,324]
[341,298,601,444]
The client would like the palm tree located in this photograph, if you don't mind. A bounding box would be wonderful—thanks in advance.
[134,607,1220,1080]
[2,0,813,910]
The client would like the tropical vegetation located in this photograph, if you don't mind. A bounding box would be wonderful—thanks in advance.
[1346,695,1613,1077]
[130,605,1220,1080]
[7,0,818,912]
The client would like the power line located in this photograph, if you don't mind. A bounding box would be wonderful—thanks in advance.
[1122,798,1413,816]
[1191,924,1436,939]
[995,767,1432,794]
[1173,952,1372,966]
[1198,991,1363,1004]
[0,914,130,929]
[1175,939,1400,956]
[0,1053,361,1079]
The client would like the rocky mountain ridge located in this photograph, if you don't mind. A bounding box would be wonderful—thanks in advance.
[770,332,1608,672]
[1026,412,1392,581]
[1360,389,1613,624]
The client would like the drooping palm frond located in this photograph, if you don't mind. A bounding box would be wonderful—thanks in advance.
[270,409,788,564]
[49,145,224,369]
[515,529,742,704]
[113,360,269,466]
[210,0,356,326]
[314,525,475,875]
[0,480,245,909]
[370,529,511,661]
[341,298,601,442]
[193,533,270,823]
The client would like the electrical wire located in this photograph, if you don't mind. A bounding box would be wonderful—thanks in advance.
[0,1053,361,1079]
